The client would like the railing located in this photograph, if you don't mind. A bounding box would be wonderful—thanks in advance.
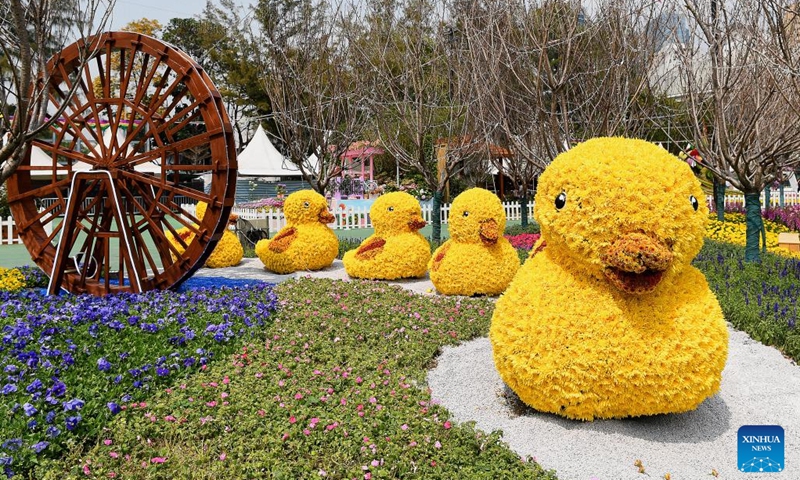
[181,200,536,233]
[716,191,800,208]
[1,216,21,245]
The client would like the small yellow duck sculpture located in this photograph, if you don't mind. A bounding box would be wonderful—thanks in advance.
[167,201,244,268]
[255,190,338,274]
[490,137,729,420]
[429,188,519,295]
[343,192,430,280]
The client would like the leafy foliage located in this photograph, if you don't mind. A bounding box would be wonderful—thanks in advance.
[31,279,555,479]
[693,240,800,361]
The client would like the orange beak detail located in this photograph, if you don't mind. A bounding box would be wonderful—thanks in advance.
[318,210,336,224]
[479,219,499,245]
[228,212,239,224]
[408,217,426,231]
[600,232,673,294]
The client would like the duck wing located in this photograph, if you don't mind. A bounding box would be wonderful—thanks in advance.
[528,238,547,259]
[430,242,451,272]
[355,237,386,260]
[268,227,298,253]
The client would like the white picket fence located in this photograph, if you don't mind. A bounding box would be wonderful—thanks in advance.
[718,191,800,208]
[0,216,21,245]
[180,201,536,233]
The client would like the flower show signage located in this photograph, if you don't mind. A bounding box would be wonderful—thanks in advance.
[738,425,785,473]
[490,137,729,420]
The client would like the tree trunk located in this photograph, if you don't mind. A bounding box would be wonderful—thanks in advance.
[780,183,785,207]
[713,176,725,221]
[431,190,443,243]
[744,192,764,263]
[520,191,529,227]
[764,186,771,210]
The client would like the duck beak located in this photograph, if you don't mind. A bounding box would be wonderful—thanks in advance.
[228,212,239,225]
[479,219,499,245]
[318,209,335,224]
[408,216,426,231]
[600,232,673,294]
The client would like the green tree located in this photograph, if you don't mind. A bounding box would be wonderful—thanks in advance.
[679,0,800,262]
[163,2,276,148]
[355,0,479,241]
[253,0,371,193]
[0,0,113,183]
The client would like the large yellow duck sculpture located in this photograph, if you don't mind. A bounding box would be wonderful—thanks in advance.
[343,192,430,280]
[255,190,338,274]
[167,201,244,268]
[429,188,519,295]
[490,137,729,420]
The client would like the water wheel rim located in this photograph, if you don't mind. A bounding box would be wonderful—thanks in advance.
[6,31,237,295]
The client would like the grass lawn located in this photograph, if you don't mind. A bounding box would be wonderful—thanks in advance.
[0,278,556,479]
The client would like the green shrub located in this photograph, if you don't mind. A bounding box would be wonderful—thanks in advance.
[504,221,540,236]
[693,240,800,361]
[337,238,362,259]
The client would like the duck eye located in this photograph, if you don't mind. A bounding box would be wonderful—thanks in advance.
[388,206,394,212]
[462,211,469,217]
[690,195,698,211]
[303,201,310,208]
[555,191,567,210]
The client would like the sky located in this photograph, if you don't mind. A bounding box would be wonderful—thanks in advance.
[106,0,253,31]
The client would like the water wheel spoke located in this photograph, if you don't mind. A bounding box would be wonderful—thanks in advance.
[6,178,71,203]
[116,180,172,274]
[120,169,214,206]
[12,32,236,295]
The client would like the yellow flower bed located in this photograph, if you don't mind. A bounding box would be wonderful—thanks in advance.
[255,190,338,274]
[0,267,25,292]
[490,137,728,420]
[343,192,430,280]
[429,188,519,295]
[165,201,244,268]
[705,213,799,257]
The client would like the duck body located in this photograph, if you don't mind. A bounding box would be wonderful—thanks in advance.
[166,201,243,268]
[256,223,338,274]
[343,192,430,280]
[255,190,338,274]
[430,239,519,295]
[429,188,519,295]
[343,231,430,279]
[491,248,727,420]
[490,137,728,420]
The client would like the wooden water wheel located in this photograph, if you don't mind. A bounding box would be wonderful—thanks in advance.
[5,32,237,295]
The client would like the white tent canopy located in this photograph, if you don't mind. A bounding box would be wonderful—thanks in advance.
[29,146,92,176]
[237,125,302,177]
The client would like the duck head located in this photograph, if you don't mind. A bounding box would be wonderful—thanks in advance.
[534,137,707,295]
[371,191,426,236]
[284,189,335,225]
[449,188,506,245]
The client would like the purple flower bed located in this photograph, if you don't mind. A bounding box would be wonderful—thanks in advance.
[0,283,277,477]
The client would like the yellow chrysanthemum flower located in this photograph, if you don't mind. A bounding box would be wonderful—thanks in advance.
[705,214,800,258]
[429,188,519,295]
[165,201,243,268]
[255,190,338,274]
[491,137,728,420]
[343,192,430,280]
[0,267,26,292]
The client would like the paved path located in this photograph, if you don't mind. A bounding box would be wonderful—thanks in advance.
[193,258,437,296]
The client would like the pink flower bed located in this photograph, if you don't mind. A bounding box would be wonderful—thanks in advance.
[504,233,541,250]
